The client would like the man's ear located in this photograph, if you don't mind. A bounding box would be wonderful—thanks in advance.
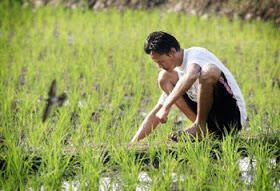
[169,48,177,56]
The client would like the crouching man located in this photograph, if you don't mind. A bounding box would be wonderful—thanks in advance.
[130,31,247,143]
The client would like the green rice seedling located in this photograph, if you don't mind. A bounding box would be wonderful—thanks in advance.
[111,146,142,190]
[37,123,74,189]
[211,134,244,190]
[1,127,30,190]
[178,135,215,190]
[252,143,278,190]
[147,143,181,190]
[78,144,105,190]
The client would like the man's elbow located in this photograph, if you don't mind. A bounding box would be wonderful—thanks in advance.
[192,72,200,81]
[186,64,201,82]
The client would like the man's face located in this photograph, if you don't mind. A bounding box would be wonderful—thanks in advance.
[150,52,176,72]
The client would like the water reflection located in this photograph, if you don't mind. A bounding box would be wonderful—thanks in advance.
[238,157,256,185]
[62,181,80,191]
[98,171,152,191]
[136,172,152,191]
[99,176,122,191]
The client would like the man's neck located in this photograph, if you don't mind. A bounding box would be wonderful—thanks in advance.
[176,48,184,67]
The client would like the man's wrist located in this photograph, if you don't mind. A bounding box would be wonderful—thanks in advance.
[162,103,171,111]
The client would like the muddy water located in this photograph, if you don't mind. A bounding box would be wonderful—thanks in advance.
[29,157,278,190]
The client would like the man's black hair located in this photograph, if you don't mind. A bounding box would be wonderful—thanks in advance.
[144,31,181,55]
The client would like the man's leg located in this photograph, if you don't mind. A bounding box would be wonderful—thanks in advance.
[158,70,196,122]
[186,64,221,138]
[207,73,242,137]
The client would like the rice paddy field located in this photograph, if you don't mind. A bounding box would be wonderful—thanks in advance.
[1,1,280,190]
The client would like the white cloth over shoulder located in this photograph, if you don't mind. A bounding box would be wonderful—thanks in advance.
[157,47,247,127]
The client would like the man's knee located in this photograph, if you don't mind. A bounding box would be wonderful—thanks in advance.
[157,70,178,89]
[199,64,221,85]
[158,70,169,89]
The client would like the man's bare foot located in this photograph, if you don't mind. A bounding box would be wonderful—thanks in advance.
[168,123,207,142]
[185,123,207,139]
[168,130,185,142]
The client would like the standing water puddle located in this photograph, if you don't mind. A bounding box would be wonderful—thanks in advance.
[238,157,256,185]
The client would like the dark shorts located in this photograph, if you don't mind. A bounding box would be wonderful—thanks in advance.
[183,73,242,137]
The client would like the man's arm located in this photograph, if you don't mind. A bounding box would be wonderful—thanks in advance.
[130,103,162,143]
[156,63,201,122]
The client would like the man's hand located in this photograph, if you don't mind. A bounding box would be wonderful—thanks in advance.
[127,141,135,149]
[156,106,169,123]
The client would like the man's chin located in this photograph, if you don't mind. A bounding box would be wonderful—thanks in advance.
[162,68,173,72]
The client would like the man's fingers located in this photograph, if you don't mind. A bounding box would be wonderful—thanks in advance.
[156,109,168,123]
[155,114,164,123]
[159,116,167,123]
[168,132,178,142]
